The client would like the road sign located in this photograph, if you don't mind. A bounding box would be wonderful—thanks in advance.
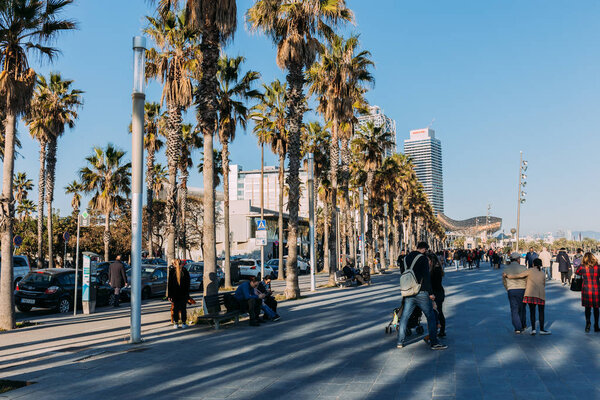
[13,235,22,247]
[255,230,267,246]
[63,232,70,242]
[256,219,267,231]
[81,211,90,227]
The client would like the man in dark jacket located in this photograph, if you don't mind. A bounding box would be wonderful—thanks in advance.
[108,255,127,307]
[525,247,538,269]
[234,277,264,326]
[397,242,447,350]
[556,248,571,285]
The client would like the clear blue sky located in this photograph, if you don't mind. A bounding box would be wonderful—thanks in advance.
[12,0,600,235]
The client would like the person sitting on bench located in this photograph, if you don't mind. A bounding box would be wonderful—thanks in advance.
[257,276,280,321]
[234,276,264,326]
[342,258,365,285]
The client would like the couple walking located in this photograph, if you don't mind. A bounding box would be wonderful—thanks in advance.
[503,252,551,335]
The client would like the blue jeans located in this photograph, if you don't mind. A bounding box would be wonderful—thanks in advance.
[397,291,439,346]
[507,289,526,331]
[261,303,276,319]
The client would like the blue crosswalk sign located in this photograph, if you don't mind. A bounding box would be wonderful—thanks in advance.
[256,219,267,231]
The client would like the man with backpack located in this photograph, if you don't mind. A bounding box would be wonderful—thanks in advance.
[397,242,448,350]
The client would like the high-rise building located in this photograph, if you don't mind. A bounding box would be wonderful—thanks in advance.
[356,105,397,157]
[404,128,444,215]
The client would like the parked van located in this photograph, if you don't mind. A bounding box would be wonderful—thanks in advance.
[0,255,32,289]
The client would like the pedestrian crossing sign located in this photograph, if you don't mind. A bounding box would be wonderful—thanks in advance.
[256,219,267,231]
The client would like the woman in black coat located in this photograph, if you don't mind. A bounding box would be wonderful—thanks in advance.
[556,248,572,285]
[427,252,446,337]
[167,259,191,329]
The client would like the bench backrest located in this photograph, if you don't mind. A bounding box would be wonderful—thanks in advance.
[203,293,227,314]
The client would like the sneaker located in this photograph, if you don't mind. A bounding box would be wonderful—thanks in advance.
[531,330,536,335]
[272,315,281,322]
[173,324,179,329]
[586,323,591,332]
[540,330,551,335]
[431,343,448,350]
[514,330,522,334]
[181,324,188,329]
[396,343,404,349]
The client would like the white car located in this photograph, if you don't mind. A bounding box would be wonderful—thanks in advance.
[0,255,31,289]
[237,259,274,280]
[284,256,310,275]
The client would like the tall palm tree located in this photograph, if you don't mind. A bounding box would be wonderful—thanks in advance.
[0,0,76,330]
[248,0,352,298]
[13,172,33,205]
[145,9,199,265]
[80,145,131,262]
[142,102,164,257]
[16,199,35,221]
[152,163,168,196]
[28,73,83,268]
[251,80,288,281]
[64,180,83,216]
[216,55,260,287]
[178,123,202,258]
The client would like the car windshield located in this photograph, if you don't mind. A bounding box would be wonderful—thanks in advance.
[22,272,52,283]
[127,267,157,278]
[14,257,28,267]
[238,260,256,266]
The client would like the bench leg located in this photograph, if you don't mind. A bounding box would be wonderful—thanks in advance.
[214,320,220,330]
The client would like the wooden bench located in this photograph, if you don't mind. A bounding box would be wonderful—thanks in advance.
[334,270,350,288]
[197,292,242,330]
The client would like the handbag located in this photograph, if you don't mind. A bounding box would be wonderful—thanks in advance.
[570,277,583,292]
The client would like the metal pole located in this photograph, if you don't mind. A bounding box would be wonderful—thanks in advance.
[383,203,389,268]
[260,143,264,280]
[307,153,315,291]
[516,151,522,253]
[73,214,80,316]
[359,187,365,269]
[130,36,146,344]
[63,240,67,267]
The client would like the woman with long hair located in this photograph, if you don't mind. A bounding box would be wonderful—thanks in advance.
[167,259,191,329]
[575,252,600,332]
[427,251,446,337]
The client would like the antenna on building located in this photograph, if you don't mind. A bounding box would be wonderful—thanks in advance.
[427,118,435,129]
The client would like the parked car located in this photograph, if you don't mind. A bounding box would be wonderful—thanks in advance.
[94,261,130,285]
[266,258,285,278]
[122,266,168,300]
[185,262,225,289]
[238,259,274,280]
[142,258,167,266]
[284,255,309,275]
[14,268,115,313]
[0,255,31,289]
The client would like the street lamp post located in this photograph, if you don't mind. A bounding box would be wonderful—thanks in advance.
[260,143,264,280]
[130,36,146,344]
[359,187,365,268]
[307,153,316,291]
[515,151,527,252]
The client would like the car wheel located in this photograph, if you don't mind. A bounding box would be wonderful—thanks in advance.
[58,297,71,313]
[17,305,32,313]
[142,287,151,300]
[99,272,109,284]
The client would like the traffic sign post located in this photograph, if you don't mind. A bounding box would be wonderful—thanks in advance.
[63,232,70,267]
[256,219,266,231]
[255,230,267,246]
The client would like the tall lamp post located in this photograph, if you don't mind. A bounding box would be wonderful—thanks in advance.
[260,142,264,280]
[359,187,365,268]
[307,153,316,291]
[130,36,146,344]
[515,151,528,252]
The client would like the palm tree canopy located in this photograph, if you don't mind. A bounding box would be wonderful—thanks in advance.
[151,163,168,195]
[0,0,77,114]
[64,179,83,210]
[247,0,353,70]
[216,55,261,144]
[79,144,131,216]
[250,79,288,156]
[143,102,164,152]
[13,171,33,202]
[198,149,223,187]
[351,121,393,172]
[180,123,202,173]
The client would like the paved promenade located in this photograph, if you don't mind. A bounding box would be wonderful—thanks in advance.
[2,264,599,399]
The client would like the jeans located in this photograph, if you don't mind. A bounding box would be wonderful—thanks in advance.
[543,267,551,280]
[397,291,438,346]
[507,289,526,331]
[261,303,276,319]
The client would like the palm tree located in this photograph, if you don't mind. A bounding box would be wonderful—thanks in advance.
[64,180,83,216]
[152,163,168,196]
[13,172,33,205]
[198,149,223,188]
[142,102,164,257]
[178,123,202,258]
[0,0,76,330]
[145,9,198,265]
[216,55,260,287]
[251,80,288,281]
[80,145,131,262]
[16,199,35,221]
[248,0,353,299]
[28,73,83,268]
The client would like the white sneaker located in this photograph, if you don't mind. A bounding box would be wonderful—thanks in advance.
[531,330,536,335]
[181,324,188,329]
[173,323,179,329]
[540,330,551,335]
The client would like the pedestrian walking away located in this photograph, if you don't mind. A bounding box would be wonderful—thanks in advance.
[503,252,528,333]
[168,259,191,329]
[575,252,600,332]
[556,248,572,285]
[397,242,448,350]
[504,258,550,335]
[539,247,552,280]
[428,251,446,337]
[108,255,127,307]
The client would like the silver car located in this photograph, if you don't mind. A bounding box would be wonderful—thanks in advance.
[0,255,31,289]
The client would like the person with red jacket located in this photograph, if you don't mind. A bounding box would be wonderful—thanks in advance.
[575,253,600,332]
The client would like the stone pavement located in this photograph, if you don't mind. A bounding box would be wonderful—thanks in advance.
[2,263,600,400]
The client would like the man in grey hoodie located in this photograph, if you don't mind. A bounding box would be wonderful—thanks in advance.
[503,252,527,333]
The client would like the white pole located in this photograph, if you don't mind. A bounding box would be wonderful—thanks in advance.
[308,153,315,291]
[260,143,264,280]
[73,214,80,316]
[130,36,146,344]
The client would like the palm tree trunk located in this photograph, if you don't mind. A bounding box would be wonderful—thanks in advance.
[0,113,17,330]
[366,171,374,265]
[179,171,189,258]
[221,141,232,288]
[45,137,57,268]
[165,103,182,264]
[340,136,351,263]
[322,193,330,276]
[378,217,385,272]
[146,148,155,257]
[392,206,399,267]
[37,140,46,268]
[328,121,339,275]
[104,212,111,261]
[277,151,284,281]
[350,191,357,262]
[283,62,303,299]
[387,204,394,269]
[198,27,219,296]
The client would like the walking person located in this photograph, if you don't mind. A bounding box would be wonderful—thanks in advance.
[167,259,191,329]
[397,242,448,350]
[108,255,127,307]
[575,252,600,332]
[504,258,551,335]
[556,248,572,285]
[427,251,446,337]
[539,247,552,280]
[503,252,528,333]
[525,247,538,269]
